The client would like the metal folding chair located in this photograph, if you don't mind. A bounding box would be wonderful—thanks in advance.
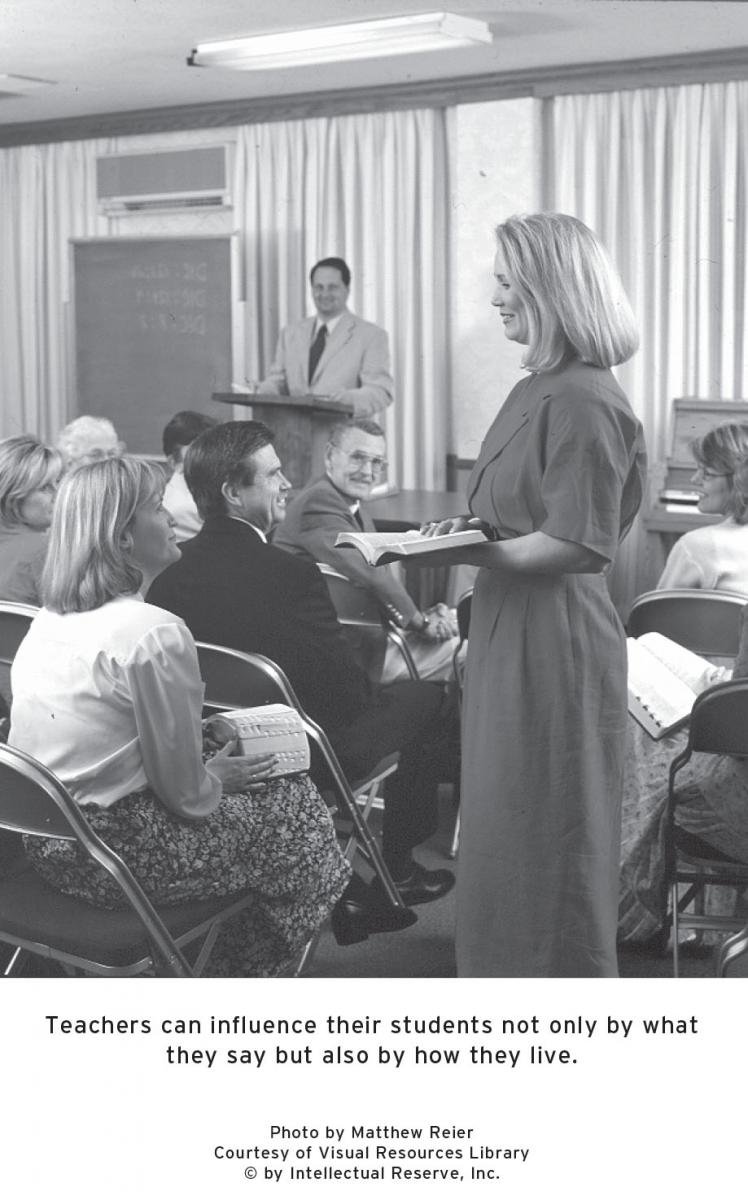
[317,563,420,681]
[666,678,748,976]
[627,589,747,657]
[0,743,259,977]
[195,642,403,904]
[448,588,472,859]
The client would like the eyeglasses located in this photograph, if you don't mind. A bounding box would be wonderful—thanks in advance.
[344,451,388,474]
[694,466,730,480]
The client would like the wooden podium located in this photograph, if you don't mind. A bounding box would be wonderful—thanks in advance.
[212,392,354,488]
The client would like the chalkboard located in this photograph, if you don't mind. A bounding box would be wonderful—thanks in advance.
[73,237,232,454]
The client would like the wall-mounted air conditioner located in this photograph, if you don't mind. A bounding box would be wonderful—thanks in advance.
[96,145,231,215]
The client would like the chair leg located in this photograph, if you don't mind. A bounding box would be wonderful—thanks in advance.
[2,945,27,976]
[717,924,748,976]
[671,882,681,978]
[449,808,460,859]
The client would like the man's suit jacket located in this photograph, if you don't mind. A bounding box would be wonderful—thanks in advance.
[148,516,373,734]
[258,311,394,416]
[273,475,418,629]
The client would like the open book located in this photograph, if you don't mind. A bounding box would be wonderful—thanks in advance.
[334,528,487,566]
[626,632,722,739]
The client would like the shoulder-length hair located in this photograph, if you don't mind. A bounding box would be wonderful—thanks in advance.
[692,422,748,524]
[0,435,62,526]
[42,456,163,613]
[495,212,639,372]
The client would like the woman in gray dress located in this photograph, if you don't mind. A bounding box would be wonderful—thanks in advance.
[423,213,646,976]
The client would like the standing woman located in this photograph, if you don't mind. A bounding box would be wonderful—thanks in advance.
[427,214,646,976]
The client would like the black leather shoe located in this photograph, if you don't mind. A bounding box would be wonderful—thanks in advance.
[331,894,418,946]
[390,863,455,906]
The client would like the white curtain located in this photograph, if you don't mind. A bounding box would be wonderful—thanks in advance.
[0,138,108,440]
[544,82,748,609]
[234,108,450,488]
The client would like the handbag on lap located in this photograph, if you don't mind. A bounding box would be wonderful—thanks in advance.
[207,705,310,778]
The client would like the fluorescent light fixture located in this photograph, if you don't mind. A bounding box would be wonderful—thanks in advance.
[187,12,492,71]
[0,73,55,93]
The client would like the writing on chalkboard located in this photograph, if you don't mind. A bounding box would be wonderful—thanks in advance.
[73,236,232,454]
[127,261,210,281]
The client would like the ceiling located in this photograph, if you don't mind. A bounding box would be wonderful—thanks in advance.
[2,0,747,135]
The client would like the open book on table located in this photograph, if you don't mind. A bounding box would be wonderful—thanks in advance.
[334,527,487,566]
[626,632,723,740]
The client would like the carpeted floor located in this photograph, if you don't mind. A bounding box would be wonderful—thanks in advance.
[308,792,728,980]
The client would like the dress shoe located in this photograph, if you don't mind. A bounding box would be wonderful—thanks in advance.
[331,893,418,947]
[389,863,455,906]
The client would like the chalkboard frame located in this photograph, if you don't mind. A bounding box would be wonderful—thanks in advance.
[70,234,242,456]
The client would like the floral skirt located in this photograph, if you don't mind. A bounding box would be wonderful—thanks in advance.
[24,775,350,977]
[619,719,748,942]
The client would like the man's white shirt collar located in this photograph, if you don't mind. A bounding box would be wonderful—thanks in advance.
[313,312,345,337]
[228,515,267,543]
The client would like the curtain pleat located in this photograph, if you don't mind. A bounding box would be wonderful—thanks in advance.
[544,81,748,611]
[0,138,107,440]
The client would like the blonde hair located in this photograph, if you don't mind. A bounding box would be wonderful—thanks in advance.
[692,423,748,524]
[0,435,62,526]
[42,456,162,613]
[495,213,639,372]
[57,415,125,467]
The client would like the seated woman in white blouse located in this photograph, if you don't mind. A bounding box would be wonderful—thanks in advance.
[9,456,350,976]
[658,422,748,593]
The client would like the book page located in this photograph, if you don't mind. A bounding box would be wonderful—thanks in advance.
[626,637,700,733]
[634,632,711,693]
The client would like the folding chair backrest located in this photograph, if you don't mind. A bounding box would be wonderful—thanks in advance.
[196,642,293,714]
[626,589,747,657]
[0,602,37,707]
[0,743,78,839]
[317,563,418,680]
[687,679,748,756]
[0,603,37,670]
[318,565,386,628]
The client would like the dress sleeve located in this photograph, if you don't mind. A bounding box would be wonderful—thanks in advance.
[539,392,640,561]
[657,536,706,589]
[123,622,221,819]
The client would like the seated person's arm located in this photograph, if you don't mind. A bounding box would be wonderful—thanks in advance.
[330,328,394,415]
[125,624,276,818]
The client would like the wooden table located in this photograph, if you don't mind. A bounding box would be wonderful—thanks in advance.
[367,488,465,606]
[367,488,462,532]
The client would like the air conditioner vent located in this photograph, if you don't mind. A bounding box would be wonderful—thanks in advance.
[97,146,231,214]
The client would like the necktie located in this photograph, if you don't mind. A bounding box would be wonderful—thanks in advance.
[308,324,327,383]
[352,505,364,530]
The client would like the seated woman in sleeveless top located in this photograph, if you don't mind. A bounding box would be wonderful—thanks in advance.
[9,456,350,976]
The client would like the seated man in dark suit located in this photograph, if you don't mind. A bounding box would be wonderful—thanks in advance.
[149,420,457,912]
[274,417,460,682]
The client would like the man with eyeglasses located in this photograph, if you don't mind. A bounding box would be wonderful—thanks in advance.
[274,419,460,683]
[256,257,394,416]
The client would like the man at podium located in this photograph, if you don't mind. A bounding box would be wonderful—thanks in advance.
[257,256,394,417]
